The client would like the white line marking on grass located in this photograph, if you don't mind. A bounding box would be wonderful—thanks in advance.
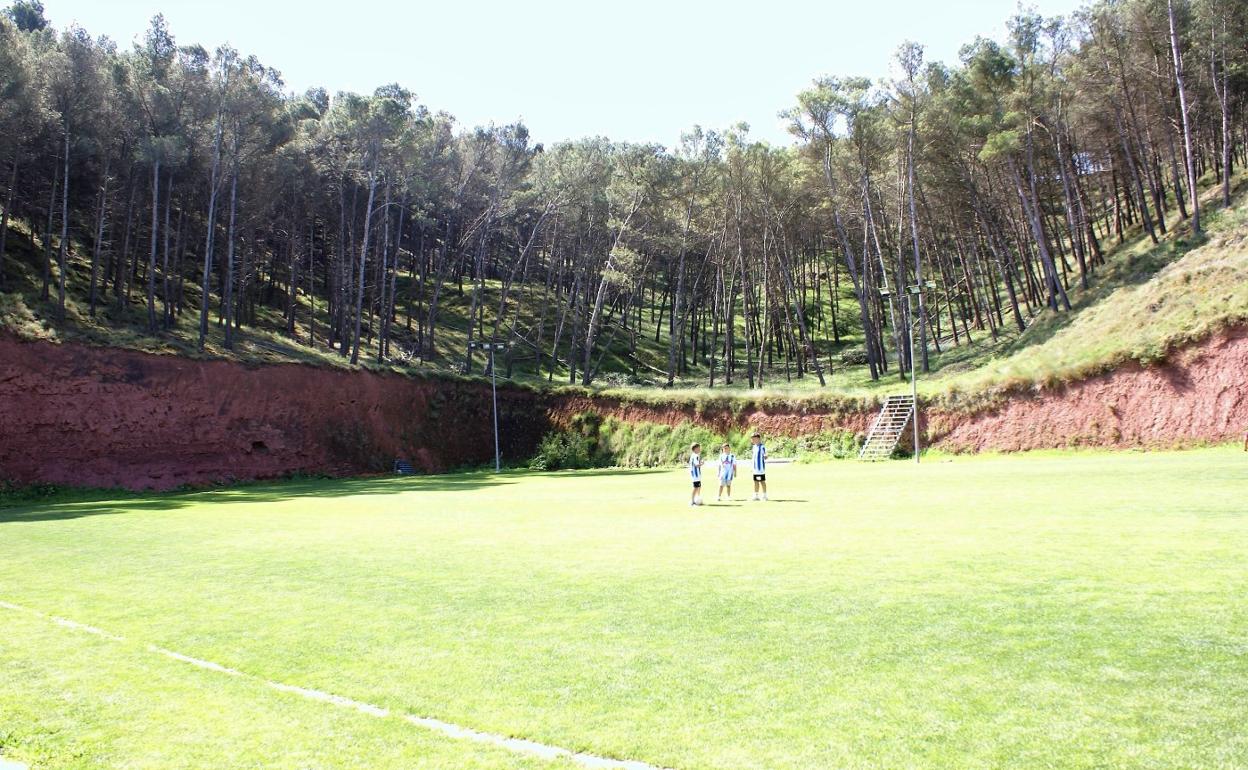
[0,600,674,770]
[402,715,664,769]
[404,715,574,761]
[266,681,391,718]
[150,646,244,676]
[52,616,126,641]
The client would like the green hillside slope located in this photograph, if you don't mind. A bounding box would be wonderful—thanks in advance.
[2,177,1244,403]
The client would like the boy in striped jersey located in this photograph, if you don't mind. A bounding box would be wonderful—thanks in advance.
[749,432,768,501]
[716,442,736,502]
[688,442,704,506]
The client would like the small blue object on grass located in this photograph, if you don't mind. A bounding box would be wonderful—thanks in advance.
[393,460,415,476]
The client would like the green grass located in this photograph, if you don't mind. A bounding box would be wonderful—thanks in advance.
[3,448,1246,769]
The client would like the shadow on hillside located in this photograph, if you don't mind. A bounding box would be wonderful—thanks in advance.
[0,472,521,524]
[978,180,1248,366]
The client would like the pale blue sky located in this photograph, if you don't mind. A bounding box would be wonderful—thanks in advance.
[41,0,1083,147]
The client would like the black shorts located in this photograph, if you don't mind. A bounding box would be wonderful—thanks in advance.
[692,481,702,488]
[753,474,766,483]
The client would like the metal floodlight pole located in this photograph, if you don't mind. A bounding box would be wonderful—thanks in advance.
[907,282,935,463]
[906,285,929,465]
[490,345,500,473]
[470,341,504,473]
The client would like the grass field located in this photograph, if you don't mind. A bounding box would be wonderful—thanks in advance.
[2,448,1247,769]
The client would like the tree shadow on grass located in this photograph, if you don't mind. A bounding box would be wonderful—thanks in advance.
[0,466,678,524]
[0,472,522,524]
[523,467,671,479]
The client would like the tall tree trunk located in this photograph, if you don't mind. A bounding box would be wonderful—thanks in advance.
[423,215,455,360]
[161,171,173,327]
[384,197,405,358]
[350,162,378,365]
[55,127,71,319]
[1209,21,1231,208]
[463,211,494,373]
[1168,0,1201,235]
[115,173,135,310]
[1051,124,1088,290]
[0,157,15,290]
[582,195,640,385]
[905,121,928,372]
[146,158,161,332]
[307,218,316,346]
[666,194,696,386]
[776,234,825,386]
[89,159,109,315]
[223,166,239,350]
[375,183,392,363]
[41,155,58,302]
[198,97,226,350]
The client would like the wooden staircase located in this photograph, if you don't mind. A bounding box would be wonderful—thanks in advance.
[858,394,915,461]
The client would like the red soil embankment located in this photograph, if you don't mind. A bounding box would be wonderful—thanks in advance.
[0,335,549,490]
[547,328,1248,452]
[2,327,1243,491]
[547,392,877,439]
[927,328,1248,452]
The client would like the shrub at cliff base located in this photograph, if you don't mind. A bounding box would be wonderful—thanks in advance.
[529,412,862,470]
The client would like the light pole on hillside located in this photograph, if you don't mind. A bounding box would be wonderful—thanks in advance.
[468,341,508,472]
[881,281,934,464]
[906,281,935,464]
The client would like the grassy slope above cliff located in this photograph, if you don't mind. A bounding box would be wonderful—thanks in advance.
[589,176,1248,411]
[928,183,1248,404]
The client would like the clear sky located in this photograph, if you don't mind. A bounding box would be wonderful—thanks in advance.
[40,0,1084,148]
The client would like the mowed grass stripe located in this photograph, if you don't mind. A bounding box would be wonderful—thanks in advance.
[0,599,670,770]
[0,609,554,769]
[2,448,1246,768]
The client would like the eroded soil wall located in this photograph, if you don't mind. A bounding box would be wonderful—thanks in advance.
[0,336,548,490]
[3,328,1244,490]
[546,329,1248,453]
[926,329,1248,452]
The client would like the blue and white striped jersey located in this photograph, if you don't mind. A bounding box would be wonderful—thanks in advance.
[689,453,702,481]
[751,444,767,474]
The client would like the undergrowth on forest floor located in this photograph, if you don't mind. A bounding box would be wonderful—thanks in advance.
[3,178,1245,414]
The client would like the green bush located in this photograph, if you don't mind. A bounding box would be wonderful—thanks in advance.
[765,430,861,460]
[528,412,862,469]
[528,431,595,471]
[840,347,869,365]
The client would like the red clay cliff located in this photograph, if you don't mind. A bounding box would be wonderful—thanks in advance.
[0,335,548,490]
[2,328,1244,490]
